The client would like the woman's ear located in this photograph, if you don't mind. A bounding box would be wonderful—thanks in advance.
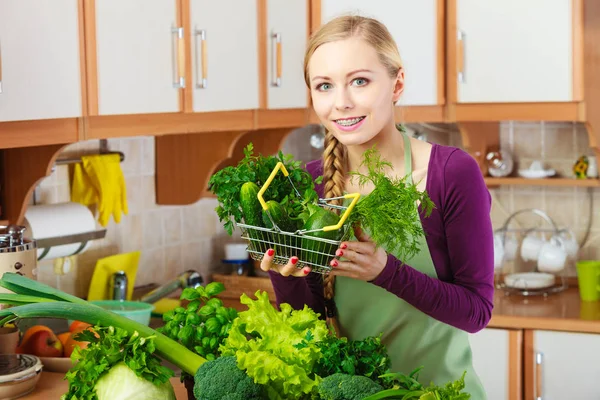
[392,68,405,102]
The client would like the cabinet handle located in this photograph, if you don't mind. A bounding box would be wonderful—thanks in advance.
[271,32,282,87]
[171,26,185,89]
[194,29,207,89]
[457,30,466,83]
[0,38,3,94]
[534,352,543,400]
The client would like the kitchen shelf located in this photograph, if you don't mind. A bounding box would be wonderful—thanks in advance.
[485,177,600,188]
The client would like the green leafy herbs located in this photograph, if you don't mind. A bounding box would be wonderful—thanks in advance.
[158,282,238,365]
[313,334,393,389]
[347,146,436,262]
[219,290,330,400]
[363,368,470,400]
[61,326,174,400]
[208,143,320,235]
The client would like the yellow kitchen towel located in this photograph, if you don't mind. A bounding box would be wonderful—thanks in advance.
[71,154,128,227]
[87,251,141,301]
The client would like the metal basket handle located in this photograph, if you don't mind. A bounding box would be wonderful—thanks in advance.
[322,193,360,232]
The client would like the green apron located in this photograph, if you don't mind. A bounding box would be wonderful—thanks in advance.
[334,132,487,399]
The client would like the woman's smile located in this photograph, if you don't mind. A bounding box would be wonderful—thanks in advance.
[333,116,367,132]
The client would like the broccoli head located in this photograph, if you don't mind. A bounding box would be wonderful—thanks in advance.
[193,356,264,400]
[318,373,384,400]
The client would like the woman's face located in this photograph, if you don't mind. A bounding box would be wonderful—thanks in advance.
[308,37,403,147]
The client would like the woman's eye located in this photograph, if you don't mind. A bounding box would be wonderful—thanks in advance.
[352,78,369,86]
[316,83,332,91]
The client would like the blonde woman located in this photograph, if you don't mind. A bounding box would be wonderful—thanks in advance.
[260,15,493,399]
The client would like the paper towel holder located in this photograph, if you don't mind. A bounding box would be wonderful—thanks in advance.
[33,229,106,260]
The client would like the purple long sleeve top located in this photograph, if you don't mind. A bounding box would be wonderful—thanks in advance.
[268,143,495,334]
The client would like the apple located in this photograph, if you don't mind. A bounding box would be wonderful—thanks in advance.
[21,330,63,358]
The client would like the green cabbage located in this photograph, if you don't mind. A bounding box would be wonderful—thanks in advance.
[94,362,176,400]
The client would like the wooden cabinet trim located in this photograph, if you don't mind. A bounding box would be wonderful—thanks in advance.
[573,0,584,102]
[83,0,99,116]
[436,0,445,105]
[509,329,523,400]
[258,0,268,109]
[181,0,193,113]
[455,102,581,122]
[77,0,89,120]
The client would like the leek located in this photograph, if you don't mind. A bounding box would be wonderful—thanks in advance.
[0,274,206,376]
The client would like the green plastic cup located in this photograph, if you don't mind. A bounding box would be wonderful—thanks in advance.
[576,261,600,302]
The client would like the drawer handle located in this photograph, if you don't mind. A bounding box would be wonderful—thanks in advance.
[457,30,466,83]
[271,32,282,87]
[171,26,185,89]
[195,29,207,89]
[534,351,543,400]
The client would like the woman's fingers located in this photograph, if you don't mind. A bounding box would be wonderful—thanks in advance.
[261,249,311,277]
[335,248,370,266]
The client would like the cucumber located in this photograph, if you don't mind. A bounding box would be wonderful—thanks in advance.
[300,207,343,269]
[262,200,299,255]
[239,182,264,253]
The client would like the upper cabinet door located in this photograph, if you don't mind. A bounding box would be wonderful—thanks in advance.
[93,0,182,116]
[321,0,442,107]
[266,0,308,109]
[0,0,82,122]
[190,0,259,112]
[456,0,574,103]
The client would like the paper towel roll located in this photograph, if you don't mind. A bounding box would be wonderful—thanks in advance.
[23,202,97,261]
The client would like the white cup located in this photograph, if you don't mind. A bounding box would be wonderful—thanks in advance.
[493,234,505,270]
[520,232,545,262]
[556,229,579,259]
[537,236,567,273]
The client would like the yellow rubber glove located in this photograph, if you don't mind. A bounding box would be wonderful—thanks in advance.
[80,154,128,227]
[71,163,98,206]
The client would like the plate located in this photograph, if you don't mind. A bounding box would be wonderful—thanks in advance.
[504,272,556,289]
[518,169,556,179]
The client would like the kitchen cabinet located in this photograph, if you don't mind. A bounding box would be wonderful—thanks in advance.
[320,0,443,107]
[189,0,259,112]
[468,328,522,400]
[266,0,308,109]
[90,0,182,116]
[525,330,600,399]
[452,0,577,104]
[0,0,83,122]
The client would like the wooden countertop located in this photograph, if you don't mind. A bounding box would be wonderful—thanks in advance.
[488,287,600,333]
[213,274,600,334]
[21,372,190,399]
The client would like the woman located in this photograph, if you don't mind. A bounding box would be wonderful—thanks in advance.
[260,15,493,399]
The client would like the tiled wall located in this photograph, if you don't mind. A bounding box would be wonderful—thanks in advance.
[30,121,597,297]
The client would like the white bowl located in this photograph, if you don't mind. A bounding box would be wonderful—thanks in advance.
[504,272,555,289]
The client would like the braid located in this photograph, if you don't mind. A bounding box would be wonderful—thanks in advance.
[321,130,347,336]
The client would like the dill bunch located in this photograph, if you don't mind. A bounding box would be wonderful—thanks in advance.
[346,147,435,263]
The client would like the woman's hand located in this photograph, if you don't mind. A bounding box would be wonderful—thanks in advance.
[329,226,388,281]
[260,248,312,277]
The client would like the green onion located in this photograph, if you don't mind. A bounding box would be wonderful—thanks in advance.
[0,274,206,376]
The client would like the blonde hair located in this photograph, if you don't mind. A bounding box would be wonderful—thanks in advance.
[303,15,403,335]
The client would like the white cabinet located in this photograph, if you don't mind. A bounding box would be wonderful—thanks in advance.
[320,0,441,106]
[190,0,259,112]
[469,328,517,400]
[266,0,308,109]
[0,0,82,122]
[455,0,573,103]
[531,330,600,399]
[94,0,181,115]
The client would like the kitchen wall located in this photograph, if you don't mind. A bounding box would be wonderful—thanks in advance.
[31,121,598,297]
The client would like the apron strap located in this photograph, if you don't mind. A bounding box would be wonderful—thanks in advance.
[401,131,413,184]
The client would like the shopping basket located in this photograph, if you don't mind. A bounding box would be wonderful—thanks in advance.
[237,162,360,274]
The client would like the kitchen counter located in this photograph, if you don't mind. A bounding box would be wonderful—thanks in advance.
[20,372,190,399]
[488,286,600,333]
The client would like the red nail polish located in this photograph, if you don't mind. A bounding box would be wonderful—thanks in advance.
[336,250,344,257]
[291,257,298,265]
[331,260,338,267]
[341,244,347,249]
[303,268,310,275]
[267,249,274,256]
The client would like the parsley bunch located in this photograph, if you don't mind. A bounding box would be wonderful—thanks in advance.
[347,146,435,262]
[61,326,174,400]
[208,143,318,235]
